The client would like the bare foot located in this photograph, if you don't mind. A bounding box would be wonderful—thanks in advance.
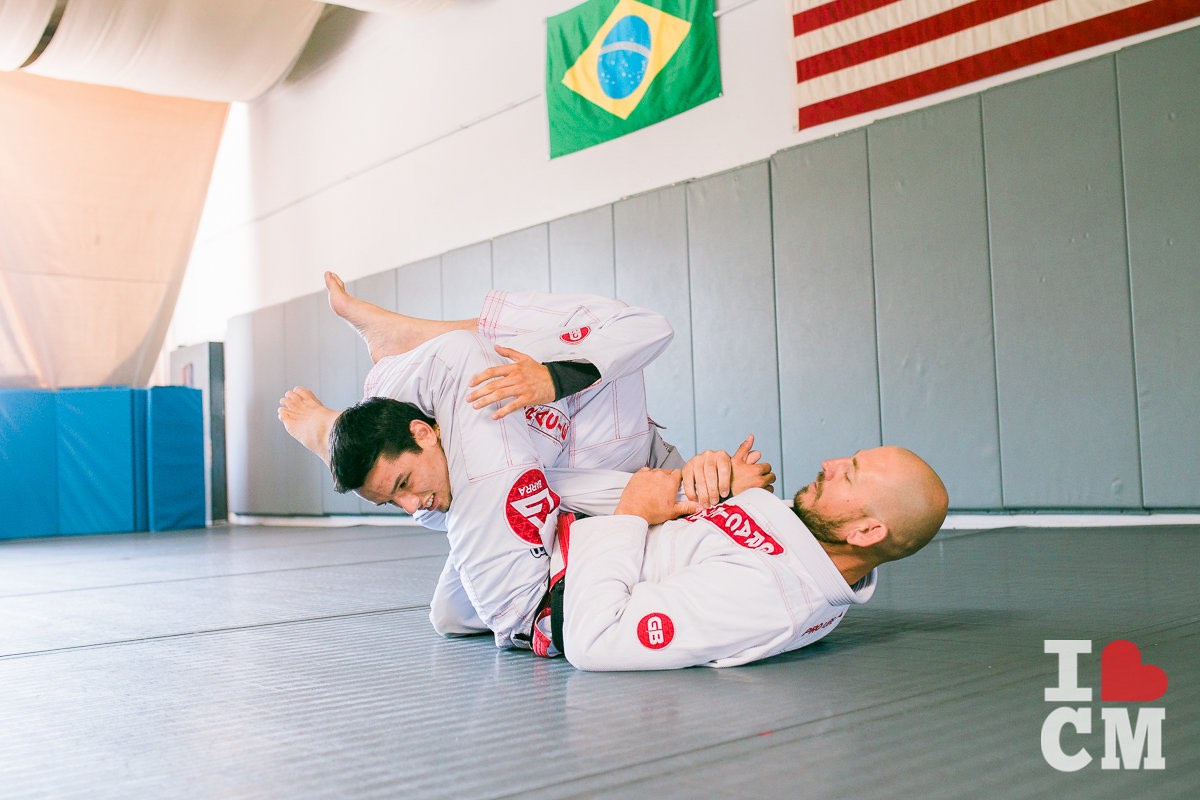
[278,386,339,467]
[325,271,475,362]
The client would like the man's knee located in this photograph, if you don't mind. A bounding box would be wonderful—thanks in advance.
[426,330,499,372]
[429,595,488,637]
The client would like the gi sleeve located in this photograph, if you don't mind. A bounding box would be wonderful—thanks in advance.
[544,468,631,516]
[563,516,792,671]
[481,292,673,387]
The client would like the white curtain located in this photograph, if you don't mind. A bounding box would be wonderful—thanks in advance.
[0,72,228,388]
[0,0,325,389]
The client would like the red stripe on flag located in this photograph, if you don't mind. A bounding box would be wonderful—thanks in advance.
[797,0,1046,83]
[799,0,1200,127]
[794,0,901,37]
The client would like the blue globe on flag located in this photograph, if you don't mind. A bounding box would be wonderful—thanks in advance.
[597,15,651,100]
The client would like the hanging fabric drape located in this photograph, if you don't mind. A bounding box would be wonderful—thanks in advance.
[0,72,228,388]
[0,0,325,389]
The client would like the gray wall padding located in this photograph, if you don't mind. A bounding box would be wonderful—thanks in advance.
[1119,30,1200,508]
[493,225,550,292]
[614,185,696,458]
[985,58,1142,508]
[868,98,1003,509]
[689,163,784,491]
[549,206,615,297]
[772,136,878,500]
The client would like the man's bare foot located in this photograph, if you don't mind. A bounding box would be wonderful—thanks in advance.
[278,386,339,467]
[325,271,475,362]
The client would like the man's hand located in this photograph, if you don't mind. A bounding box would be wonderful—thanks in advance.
[683,435,775,506]
[614,468,701,525]
[466,344,555,420]
[730,434,775,496]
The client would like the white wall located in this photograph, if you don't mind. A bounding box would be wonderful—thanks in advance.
[166,0,1199,349]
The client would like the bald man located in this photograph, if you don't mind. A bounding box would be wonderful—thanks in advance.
[549,447,948,671]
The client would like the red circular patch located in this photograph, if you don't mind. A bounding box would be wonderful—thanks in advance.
[504,468,560,546]
[637,613,675,650]
[559,326,591,344]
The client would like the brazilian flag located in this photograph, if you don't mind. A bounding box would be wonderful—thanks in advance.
[546,0,721,158]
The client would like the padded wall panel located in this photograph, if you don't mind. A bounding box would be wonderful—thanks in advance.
[226,304,292,515]
[868,98,1003,509]
[614,186,696,457]
[549,206,615,297]
[146,387,206,531]
[1118,28,1200,508]
[440,243,492,321]
[348,270,403,514]
[688,163,782,485]
[282,293,327,515]
[395,257,443,318]
[132,389,149,531]
[772,135,879,494]
[317,276,364,515]
[169,342,227,523]
[984,58,1141,508]
[55,388,135,535]
[493,225,551,292]
[0,390,58,538]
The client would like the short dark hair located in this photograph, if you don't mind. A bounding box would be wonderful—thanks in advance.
[328,397,436,493]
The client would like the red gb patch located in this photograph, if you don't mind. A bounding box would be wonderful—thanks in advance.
[687,503,785,555]
[637,613,674,650]
[524,404,570,443]
[505,469,560,546]
[559,326,591,344]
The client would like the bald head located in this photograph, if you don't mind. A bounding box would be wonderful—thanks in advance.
[792,446,948,564]
[862,447,948,560]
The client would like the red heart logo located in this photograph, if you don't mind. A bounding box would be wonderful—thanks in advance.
[1101,640,1168,702]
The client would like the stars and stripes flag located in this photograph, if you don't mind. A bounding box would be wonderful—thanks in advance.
[792,0,1200,129]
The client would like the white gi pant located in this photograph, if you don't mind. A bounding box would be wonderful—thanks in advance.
[560,487,878,671]
[362,290,680,648]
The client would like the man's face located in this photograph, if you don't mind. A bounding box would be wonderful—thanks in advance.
[792,449,884,542]
[356,423,452,514]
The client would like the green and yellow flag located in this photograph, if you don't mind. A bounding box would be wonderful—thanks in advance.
[546,0,721,158]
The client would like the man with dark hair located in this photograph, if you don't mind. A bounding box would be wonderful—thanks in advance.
[326,397,436,495]
[280,274,772,652]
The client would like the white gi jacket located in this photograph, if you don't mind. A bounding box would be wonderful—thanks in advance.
[361,291,677,648]
[561,488,877,671]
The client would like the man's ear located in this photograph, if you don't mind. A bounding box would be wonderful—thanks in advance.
[844,518,888,549]
[410,419,439,448]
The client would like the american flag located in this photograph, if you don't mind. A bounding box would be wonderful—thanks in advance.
[793,0,1200,129]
